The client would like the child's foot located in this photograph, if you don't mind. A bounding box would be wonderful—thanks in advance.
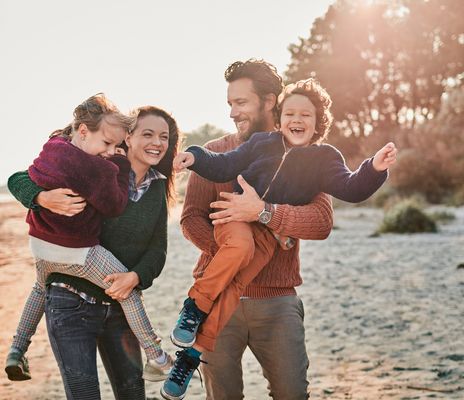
[5,349,31,381]
[272,232,296,250]
[171,298,206,348]
[142,352,174,382]
[160,349,202,400]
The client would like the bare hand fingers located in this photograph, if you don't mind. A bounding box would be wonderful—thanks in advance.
[219,192,237,201]
[210,200,232,209]
[209,210,230,220]
[211,217,230,225]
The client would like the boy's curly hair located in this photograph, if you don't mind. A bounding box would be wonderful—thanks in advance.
[278,79,333,144]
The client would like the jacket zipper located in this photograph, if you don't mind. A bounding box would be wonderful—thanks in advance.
[260,135,292,200]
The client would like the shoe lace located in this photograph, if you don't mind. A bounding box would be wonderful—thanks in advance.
[179,307,203,333]
[169,351,207,387]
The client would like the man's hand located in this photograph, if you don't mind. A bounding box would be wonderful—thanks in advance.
[36,188,86,216]
[373,142,397,171]
[103,271,140,301]
[209,175,265,225]
[173,152,195,172]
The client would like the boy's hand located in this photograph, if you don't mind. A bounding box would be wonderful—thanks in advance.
[373,142,397,171]
[173,152,195,172]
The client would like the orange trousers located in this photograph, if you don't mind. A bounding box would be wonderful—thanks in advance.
[188,221,277,351]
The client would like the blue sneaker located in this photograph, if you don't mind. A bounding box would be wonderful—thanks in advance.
[160,350,202,400]
[171,298,206,348]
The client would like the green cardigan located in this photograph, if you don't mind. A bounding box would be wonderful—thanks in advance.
[8,171,168,303]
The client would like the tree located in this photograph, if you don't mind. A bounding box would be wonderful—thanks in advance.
[388,85,464,203]
[183,123,226,147]
[286,0,464,138]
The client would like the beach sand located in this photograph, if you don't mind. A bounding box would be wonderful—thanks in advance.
[0,201,463,399]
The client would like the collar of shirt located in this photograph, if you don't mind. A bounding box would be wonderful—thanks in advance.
[128,168,167,202]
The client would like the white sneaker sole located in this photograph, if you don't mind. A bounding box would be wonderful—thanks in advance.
[170,329,196,348]
[160,386,186,400]
[142,371,169,382]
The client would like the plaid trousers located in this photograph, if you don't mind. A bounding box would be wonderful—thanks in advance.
[12,245,162,359]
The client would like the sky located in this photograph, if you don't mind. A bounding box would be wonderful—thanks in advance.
[0,0,334,185]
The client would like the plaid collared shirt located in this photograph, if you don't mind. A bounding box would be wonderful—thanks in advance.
[128,168,166,202]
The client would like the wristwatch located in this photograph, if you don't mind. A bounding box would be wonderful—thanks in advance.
[258,202,274,225]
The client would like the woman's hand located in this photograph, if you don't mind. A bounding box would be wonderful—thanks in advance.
[209,175,265,225]
[36,188,86,216]
[103,271,140,301]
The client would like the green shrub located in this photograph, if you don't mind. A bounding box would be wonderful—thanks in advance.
[429,210,456,223]
[377,200,437,234]
[445,186,464,207]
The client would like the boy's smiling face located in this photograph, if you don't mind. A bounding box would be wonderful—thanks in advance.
[280,94,317,147]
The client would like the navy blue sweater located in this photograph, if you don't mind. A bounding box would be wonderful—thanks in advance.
[187,131,387,206]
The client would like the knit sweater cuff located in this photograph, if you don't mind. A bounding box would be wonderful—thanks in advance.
[7,171,44,210]
[365,157,389,181]
[266,205,285,232]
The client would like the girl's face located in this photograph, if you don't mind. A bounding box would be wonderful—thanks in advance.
[79,118,126,158]
[126,114,169,168]
[280,94,317,147]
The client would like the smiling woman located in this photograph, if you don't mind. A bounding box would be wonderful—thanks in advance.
[126,106,180,208]
[127,115,169,180]
[6,99,181,399]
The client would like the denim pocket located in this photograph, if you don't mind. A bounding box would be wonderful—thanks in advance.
[46,287,86,326]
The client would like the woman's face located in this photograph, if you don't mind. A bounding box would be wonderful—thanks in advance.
[126,115,169,168]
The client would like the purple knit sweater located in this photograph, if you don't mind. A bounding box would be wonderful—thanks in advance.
[27,136,130,248]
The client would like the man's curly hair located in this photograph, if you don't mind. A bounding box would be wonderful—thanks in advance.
[225,59,283,123]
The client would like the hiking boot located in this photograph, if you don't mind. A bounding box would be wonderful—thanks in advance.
[160,350,202,400]
[142,352,174,382]
[272,232,296,250]
[5,349,31,381]
[171,298,206,348]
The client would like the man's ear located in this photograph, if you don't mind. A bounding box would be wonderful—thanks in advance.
[263,93,277,113]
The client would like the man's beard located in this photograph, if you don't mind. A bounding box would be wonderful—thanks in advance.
[237,107,269,142]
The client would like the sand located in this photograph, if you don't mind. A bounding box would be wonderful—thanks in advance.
[0,200,463,400]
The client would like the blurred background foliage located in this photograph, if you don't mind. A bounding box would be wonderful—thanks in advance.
[181,0,464,206]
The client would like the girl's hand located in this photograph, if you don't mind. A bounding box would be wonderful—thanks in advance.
[173,152,195,172]
[373,142,397,171]
[114,147,126,156]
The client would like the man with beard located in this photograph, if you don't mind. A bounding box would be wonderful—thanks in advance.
[178,59,333,399]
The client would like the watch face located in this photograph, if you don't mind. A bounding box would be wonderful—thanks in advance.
[258,210,272,224]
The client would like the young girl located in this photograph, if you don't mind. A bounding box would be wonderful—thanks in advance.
[5,94,172,383]
[161,79,397,400]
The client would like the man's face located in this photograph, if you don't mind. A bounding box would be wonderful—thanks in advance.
[227,78,269,141]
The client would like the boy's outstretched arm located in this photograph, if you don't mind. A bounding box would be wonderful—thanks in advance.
[373,142,398,171]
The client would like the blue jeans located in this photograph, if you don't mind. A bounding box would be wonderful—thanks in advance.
[45,285,146,400]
